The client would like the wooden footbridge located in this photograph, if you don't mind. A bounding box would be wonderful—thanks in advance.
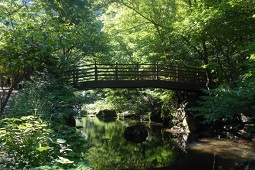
[65,63,208,91]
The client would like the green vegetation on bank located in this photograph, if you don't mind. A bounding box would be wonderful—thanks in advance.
[0,0,255,168]
[0,78,88,169]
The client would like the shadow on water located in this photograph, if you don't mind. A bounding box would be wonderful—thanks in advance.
[80,117,255,170]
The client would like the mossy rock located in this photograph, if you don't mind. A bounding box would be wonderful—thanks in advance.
[97,109,117,118]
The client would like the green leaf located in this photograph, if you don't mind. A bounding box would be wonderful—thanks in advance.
[66,151,76,157]
[23,127,32,133]
[57,138,66,144]
[25,123,33,127]
[55,156,74,164]
[37,146,52,152]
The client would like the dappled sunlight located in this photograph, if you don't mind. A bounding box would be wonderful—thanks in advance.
[186,138,255,161]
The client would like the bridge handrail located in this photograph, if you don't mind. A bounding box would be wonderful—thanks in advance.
[64,63,207,85]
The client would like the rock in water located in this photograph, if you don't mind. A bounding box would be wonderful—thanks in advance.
[97,109,117,122]
[124,125,148,143]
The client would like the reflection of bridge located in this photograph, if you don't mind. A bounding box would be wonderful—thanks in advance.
[66,63,208,91]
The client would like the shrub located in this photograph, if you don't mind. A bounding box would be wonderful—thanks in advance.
[0,115,88,169]
[0,116,54,169]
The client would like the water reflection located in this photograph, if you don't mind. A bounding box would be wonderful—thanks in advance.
[81,117,181,169]
[80,117,255,170]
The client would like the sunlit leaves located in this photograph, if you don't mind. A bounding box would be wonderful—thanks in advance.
[37,146,53,152]
[99,0,178,63]
[0,113,87,169]
[192,80,255,124]
[0,0,107,83]
[57,138,67,144]
[0,115,53,168]
[55,156,74,164]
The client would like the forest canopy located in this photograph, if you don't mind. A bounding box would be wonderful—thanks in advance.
[0,0,255,127]
[0,0,255,169]
[1,0,255,130]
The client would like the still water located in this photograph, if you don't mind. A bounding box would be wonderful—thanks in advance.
[79,117,255,170]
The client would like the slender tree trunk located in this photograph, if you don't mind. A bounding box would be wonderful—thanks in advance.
[202,39,212,89]
[0,76,21,115]
[0,87,14,115]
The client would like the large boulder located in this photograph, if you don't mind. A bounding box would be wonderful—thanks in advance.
[97,109,117,122]
[124,125,148,143]
[97,109,117,118]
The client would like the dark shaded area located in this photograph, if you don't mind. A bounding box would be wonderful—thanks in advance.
[124,124,148,143]
[97,109,117,118]
[65,114,76,127]
[97,109,117,122]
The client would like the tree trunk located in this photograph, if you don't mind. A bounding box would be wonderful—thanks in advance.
[0,76,21,115]
[0,87,14,115]
[202,39,212,89]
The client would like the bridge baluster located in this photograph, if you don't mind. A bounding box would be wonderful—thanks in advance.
[156,62,159,80]
[176,65,179,82]
[115,62,118,80]
[95,61,98,81]
[69,63,207,91]
[72,66,78,85]
[136,63,139,80]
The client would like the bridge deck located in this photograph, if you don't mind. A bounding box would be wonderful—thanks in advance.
[66,63,207,91]
[74,80,206,91]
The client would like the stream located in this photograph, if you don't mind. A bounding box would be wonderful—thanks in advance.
[79,117,255,170]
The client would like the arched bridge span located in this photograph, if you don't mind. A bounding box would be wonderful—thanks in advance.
[65,63,208,91]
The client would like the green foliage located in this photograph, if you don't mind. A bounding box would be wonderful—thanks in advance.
[102,89,178,122]
[0,115,53,169]
[99,0,178,64]
[191,54,255,124]
[160,90,177,119]
[105,89,162,117]
[173,0,255,80]
[6,74,85,123]
[6,77,50,117]
[192,87,247,124]
[2,75,88,169]
[97,0,255,130]
[43,84,83,125]
[98,0,255,84]
[192,85,255,124]
[0,115,88,169]
[0,0,109,114]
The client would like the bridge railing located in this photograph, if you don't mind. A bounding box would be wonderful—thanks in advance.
[65,63,207,85]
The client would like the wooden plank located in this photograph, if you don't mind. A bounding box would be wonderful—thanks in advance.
[74,80,206,91]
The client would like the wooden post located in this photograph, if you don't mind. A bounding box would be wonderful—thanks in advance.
[136,63,139,80]
[95,61,98,81]
[115,62,118,80]
[176,65,179,82]
[156,62,159,80]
